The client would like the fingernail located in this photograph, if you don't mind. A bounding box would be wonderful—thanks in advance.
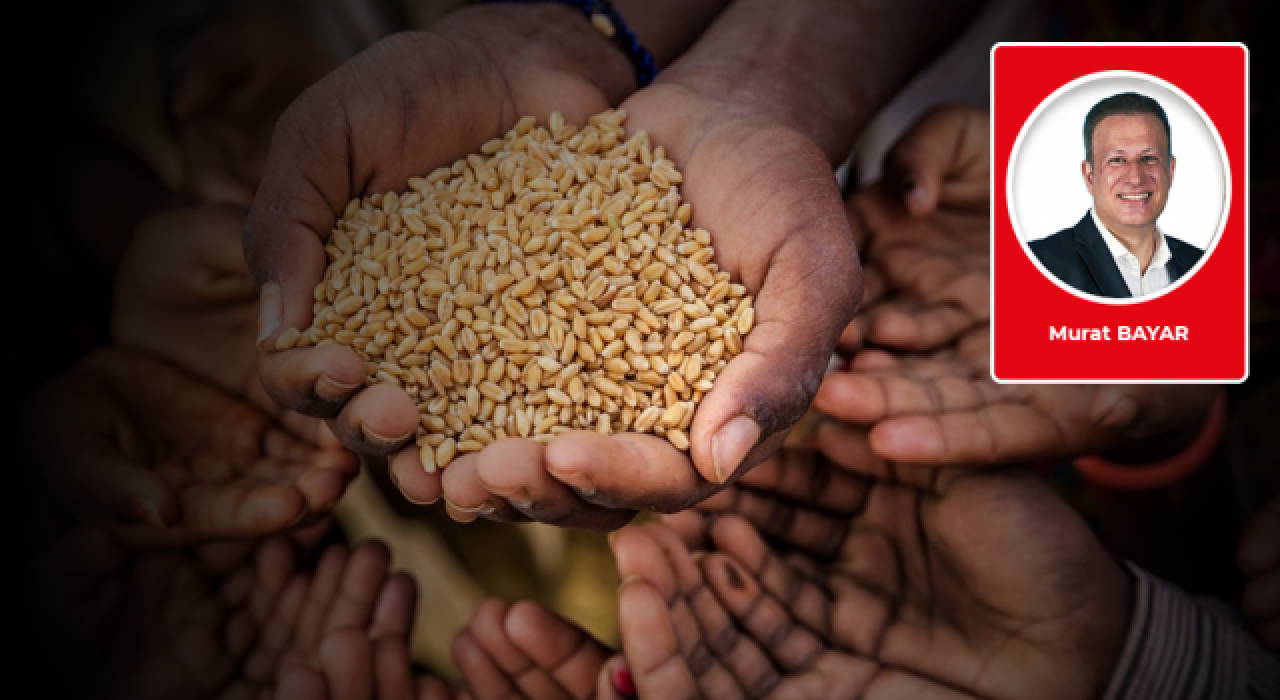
[404,492,439,506]
[360,423,412,451]
[443,498,495,516]
[316,375,361,401]
[611,666,637,697]
[712,415,761,484]
[257,283,283,349]
[130,497,167,528]
[617,574,643,593]
[607,530,619,550]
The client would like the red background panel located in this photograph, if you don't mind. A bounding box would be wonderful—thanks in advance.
[992,44,1247,381]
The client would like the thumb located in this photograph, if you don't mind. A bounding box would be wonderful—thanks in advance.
[883,104,990,216]
[688,210,860,485]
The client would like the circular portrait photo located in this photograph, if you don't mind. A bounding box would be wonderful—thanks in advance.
[1007,71,1229,304]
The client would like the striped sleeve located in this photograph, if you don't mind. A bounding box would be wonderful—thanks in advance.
[1103,562,1280,700]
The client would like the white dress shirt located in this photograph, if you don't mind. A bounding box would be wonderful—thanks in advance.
[1091,208,1172,297]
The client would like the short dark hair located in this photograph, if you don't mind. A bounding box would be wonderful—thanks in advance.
[1083,92,1171,164]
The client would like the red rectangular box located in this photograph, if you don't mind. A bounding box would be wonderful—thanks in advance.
[991,43,1248,383]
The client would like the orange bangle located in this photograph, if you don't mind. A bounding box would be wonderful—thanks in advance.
[1073,391,1226,492]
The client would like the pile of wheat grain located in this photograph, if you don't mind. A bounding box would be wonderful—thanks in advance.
[278,109,754,470]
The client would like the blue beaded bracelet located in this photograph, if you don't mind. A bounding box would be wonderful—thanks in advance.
[481,0,657,88]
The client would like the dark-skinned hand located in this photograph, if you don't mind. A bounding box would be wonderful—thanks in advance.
[114,203,343,450]
[20,346,358,548]
[24,523,416,700]
[609,445,1132,699]
[814,324,1219,466]
[840,104,989,353]
[247,5,859,531]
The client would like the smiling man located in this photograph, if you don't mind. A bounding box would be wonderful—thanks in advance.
[1031,92,1203,299]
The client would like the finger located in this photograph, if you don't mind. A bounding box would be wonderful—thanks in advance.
[616,579,703,700]
[732,449,873,517]
[183,481,306,538]
[643,524,756,699]
[701,551,821,680]
[869,404,1071,465]
[475,438,631,530]
[374,636,418,700]
[441,452,532,525]
[1240,497,1280,575]
[661,510,711,551]
[257,344,368,419]
[328,383,422,457]
[322,540,392,635]
[675,551,779,698]
[545,431,698,515]
[295,545,351,652]
[883,104,990,216]
[813,371,995,425]
[505,600,610,699]
[451,628,520,700]
[865,303,977,351]
[466,599,567,700]
[595,656,635,700]
[320,629,375,700]
[389,444,442,506]
[706,516,832,644]
[370,572,418,641]
[243,572,313,681]
[613,526,718,691]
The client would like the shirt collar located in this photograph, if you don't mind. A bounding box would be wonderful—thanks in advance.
[1090,208,1170,270]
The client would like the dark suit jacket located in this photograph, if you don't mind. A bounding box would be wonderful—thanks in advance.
[1028,211,1204,298]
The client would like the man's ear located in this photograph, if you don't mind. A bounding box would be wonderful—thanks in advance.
[1082,160,1094,196]
[1168,155,1176,185]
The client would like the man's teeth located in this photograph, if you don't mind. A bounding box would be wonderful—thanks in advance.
[1118,193,1151,200]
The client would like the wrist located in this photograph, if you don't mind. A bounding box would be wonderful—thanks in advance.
[1076,391,1226,492]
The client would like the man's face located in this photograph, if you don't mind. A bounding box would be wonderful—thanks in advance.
[1083,113,1176,234]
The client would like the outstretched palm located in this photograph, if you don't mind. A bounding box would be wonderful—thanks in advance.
[613,448,1132,699]
[21,346,357,546]
[814,324,1218,465]
[24,527,414,700]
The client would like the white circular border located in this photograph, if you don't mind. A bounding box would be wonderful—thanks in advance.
[1005,70,1231,305]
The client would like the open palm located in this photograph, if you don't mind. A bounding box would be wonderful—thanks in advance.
[613,448,1132,699]
[20,346,357,546]
[24,528,414,700]
[814,324,1218,465]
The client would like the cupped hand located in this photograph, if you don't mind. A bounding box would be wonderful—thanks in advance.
[114,203,341,449]
[246,4,633,459]
[276,630,451,700]
[1240,493,1280,652]
[25,527,416,700]
[842,104,989,352]
[613,447,1132,700]
[451,599,613,700]
[20,346,357,547]
[431,82,860,529]
[814,324,1220,465]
